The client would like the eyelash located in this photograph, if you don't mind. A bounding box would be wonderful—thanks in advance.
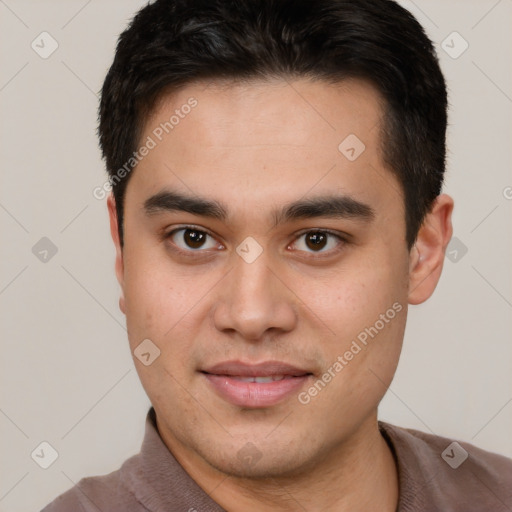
[164,225,348,259]
[289,228,348,257]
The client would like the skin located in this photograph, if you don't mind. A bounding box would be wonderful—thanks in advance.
[107,78,453,511]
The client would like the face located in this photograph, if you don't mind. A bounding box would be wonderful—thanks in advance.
[110,78,418,478]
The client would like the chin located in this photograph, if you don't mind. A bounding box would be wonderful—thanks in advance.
[196,435,320,481]
[208,452,307,480]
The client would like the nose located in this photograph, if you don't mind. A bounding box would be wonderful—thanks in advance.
[212,252,298,341]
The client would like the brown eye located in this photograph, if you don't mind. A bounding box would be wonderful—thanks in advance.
[169,228,219,251]
[305,231,328,251]
[183,229,206,248]
[291,230,342,254]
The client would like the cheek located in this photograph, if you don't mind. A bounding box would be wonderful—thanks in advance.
[121,248,217,357]
[298,251,409,399]
[122,249,178,345]
[301,261,406,335]
[307,303,406,424]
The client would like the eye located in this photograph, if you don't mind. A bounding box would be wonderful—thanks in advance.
[291,230,343,253]
[168,227,221,251]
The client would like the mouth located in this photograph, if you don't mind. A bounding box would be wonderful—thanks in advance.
[224,375,300,383]
[200,360,313,408]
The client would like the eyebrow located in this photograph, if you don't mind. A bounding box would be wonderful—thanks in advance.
[144,190,227,220]
[143,190,375,225]
[274,195,374,226]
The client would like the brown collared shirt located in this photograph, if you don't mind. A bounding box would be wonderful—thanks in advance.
[42,408,512,511]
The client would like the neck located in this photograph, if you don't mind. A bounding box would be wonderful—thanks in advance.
[157,412,398,512]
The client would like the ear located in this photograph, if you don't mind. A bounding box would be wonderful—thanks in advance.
[408,194,454,305]
[107,194,126,314]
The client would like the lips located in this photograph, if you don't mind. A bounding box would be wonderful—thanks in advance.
[201,360,312,408]
[202,360,311,378]
[229,375,294,383]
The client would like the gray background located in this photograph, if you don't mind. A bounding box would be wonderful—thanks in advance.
[1,0,511,510]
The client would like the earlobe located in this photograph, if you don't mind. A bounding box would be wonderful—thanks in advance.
[107,194,126,314]
[408,194,454,305]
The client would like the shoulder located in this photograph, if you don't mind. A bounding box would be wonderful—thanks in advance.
[40,487,85,512]
[40,468,137,512]
[380,422,512,511]
[392,422,512,474]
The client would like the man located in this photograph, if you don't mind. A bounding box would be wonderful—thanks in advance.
[42,0,512,510]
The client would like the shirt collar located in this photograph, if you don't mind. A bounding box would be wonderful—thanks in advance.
[121,408,448,511]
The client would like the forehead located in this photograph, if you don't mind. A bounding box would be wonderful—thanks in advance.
[147,77,384,149]
[128,77,399,219]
